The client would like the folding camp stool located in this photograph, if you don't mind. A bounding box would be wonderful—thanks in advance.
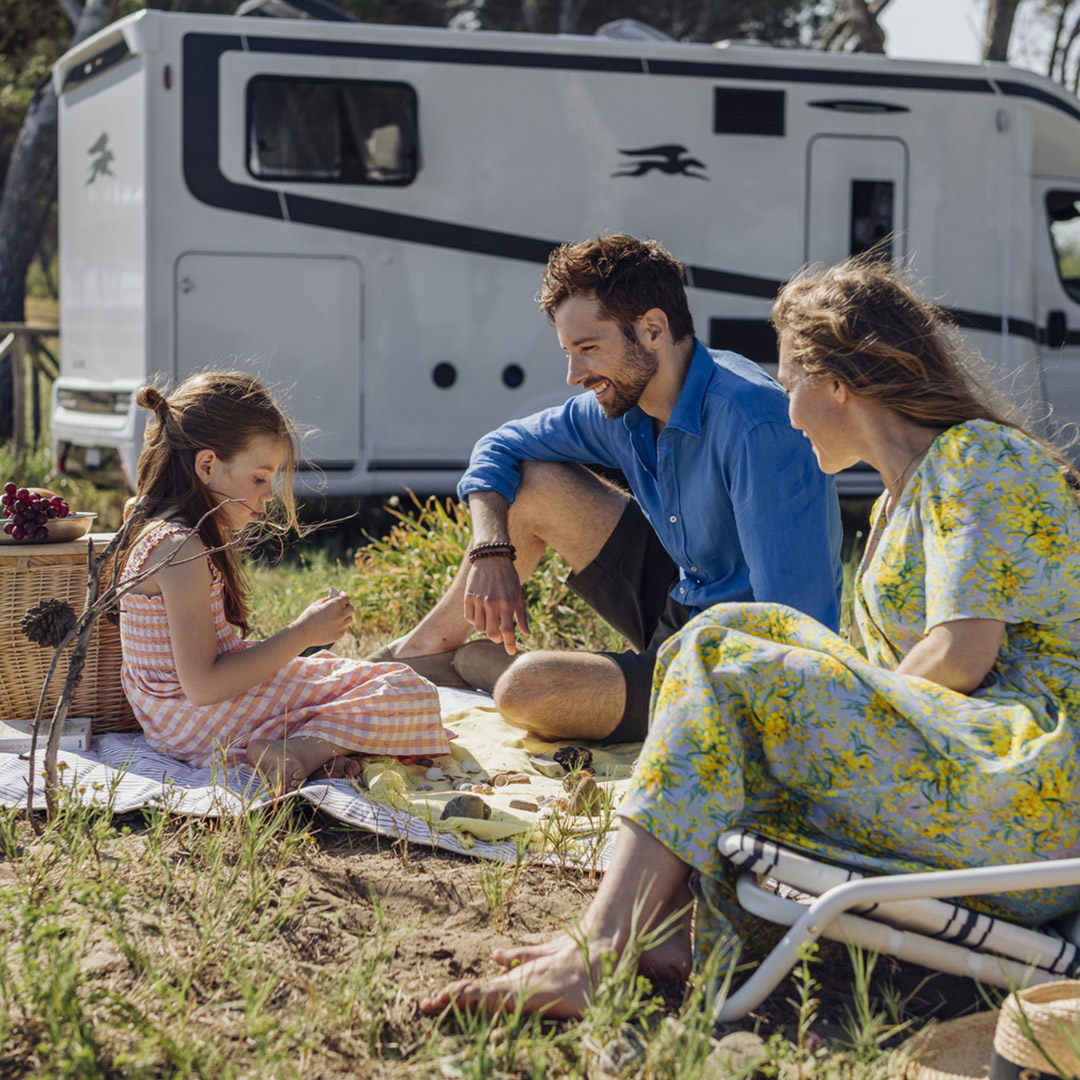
[711,828,1080,1024]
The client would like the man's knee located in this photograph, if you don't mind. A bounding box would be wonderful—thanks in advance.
[492,650,626,740]
[491,651,557,727]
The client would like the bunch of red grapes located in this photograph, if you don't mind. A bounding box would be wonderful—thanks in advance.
[1,482,71,541]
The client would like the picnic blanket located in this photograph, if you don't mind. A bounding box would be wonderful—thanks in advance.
[0,688,640,868]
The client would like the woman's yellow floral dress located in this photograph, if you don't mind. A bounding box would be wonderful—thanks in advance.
[620,420,1080,961]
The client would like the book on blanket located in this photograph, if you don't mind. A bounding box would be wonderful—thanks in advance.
[0,717,91,754]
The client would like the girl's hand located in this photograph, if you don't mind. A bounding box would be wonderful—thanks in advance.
[290,593,355,649]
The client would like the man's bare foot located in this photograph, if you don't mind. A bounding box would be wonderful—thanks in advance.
[247,737,337,795]
[419,940,606,1020]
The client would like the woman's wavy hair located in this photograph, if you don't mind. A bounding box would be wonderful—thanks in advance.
[117,371,300,634]
[772,256,1080,495]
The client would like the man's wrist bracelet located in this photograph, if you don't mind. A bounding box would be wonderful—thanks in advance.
[468,542,516,563]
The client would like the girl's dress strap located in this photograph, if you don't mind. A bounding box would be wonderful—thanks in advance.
[124,521,195,578]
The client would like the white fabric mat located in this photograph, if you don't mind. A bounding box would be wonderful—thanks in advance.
[0,688,619,868]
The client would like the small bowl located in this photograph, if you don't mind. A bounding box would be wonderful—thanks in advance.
[0,512,97,545]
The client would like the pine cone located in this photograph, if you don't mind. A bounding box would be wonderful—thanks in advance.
[20,598,78,649]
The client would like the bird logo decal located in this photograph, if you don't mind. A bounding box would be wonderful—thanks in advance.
[86,133,115,185]
[612,144,708,180]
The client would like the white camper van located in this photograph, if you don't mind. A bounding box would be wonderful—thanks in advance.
[51,8,1080,496]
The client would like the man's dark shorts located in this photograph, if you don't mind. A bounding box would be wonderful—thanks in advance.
[565,500,693,743]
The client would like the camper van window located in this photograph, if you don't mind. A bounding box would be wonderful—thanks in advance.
[850,180,894,260]
[1047,191,1080,305]
[247,76,418,185]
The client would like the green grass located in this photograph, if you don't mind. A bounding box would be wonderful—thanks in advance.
[0,787,925,1078]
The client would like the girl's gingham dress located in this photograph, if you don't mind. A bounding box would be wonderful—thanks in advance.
[118,521,450,767]
[619,420,1080,965]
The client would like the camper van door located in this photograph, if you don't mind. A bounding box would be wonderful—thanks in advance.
[805,135,908,266]
[175,252,363,472]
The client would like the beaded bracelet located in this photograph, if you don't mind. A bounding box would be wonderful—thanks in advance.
[468,541,517,563]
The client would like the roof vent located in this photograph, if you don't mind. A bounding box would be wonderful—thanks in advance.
[594,19,673,42]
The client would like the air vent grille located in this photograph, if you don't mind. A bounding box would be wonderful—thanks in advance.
[713,87,785,136]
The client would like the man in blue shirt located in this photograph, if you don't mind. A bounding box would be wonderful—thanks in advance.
[369,234,843,743]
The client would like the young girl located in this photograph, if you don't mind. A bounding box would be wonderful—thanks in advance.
[116,371,450,793]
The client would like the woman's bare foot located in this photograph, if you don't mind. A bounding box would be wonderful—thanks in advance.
[420,940,609,1020]
[247,736,337,795]
[493,919,692,983]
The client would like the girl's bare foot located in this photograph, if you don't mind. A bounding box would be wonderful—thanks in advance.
[317,754,363,780]
[247,737,337,794]
[419,939,608,1020]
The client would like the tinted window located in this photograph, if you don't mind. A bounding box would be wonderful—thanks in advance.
[1047,191,1080,304]
[247,77,418,185]
[850,180,894,259]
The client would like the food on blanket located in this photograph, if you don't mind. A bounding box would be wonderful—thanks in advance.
[425,766,448,781]
[417,782,434,791]
[413,757,435,767]
[441,793,491,821]
[509,798,539,813]
[1,481,72,541]
[363,765,410,809]
[567,776,602,816]
[553,745,593,772]
[453,779,474,791]
[461,759,482,774]
[471,783,495,795]
[529,753,566,779]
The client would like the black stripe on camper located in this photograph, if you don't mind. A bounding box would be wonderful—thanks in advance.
[181,32,1072,346]
[994,79,1080,124]
[62,38,133,91]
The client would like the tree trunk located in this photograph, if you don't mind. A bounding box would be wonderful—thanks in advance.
[557,0,582,34]
[1060,7,1080,84]
[820,0,893,52]
[849,0,885,53]
[0,0,117,440]
[984,0,1022,61]
[1048,1,1070,78]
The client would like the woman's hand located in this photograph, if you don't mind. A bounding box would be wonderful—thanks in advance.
[289,593,355,649]
[896,618,1006,693]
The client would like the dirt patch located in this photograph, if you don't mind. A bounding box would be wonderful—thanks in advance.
[0,806,994,1078]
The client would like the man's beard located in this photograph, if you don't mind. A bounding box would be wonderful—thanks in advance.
[598,337,659,419]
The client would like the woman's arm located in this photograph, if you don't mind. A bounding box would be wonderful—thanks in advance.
[895,618,1006,693]
[155,533,353,707]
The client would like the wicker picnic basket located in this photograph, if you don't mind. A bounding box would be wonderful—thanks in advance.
[0,535,139,734]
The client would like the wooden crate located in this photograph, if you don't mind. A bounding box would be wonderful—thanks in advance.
[0,534,138,734]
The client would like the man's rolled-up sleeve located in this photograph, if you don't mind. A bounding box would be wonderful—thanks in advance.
[457,396,621,506]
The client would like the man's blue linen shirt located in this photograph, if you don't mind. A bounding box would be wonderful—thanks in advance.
[458,340,844,630]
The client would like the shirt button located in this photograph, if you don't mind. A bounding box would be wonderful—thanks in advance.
[690,566,697,572]
[669,515,677,523]
[680,585,686,593]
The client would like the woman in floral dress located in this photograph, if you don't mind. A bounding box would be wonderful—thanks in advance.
[420,259,1080,1020]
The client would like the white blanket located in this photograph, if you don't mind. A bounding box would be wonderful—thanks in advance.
[0,688,624,868]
